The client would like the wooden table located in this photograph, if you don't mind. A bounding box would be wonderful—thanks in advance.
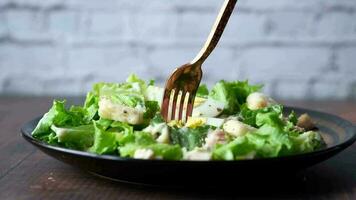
[0,97,355,200]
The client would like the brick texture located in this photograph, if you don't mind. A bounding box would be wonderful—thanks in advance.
[0,0,355,99]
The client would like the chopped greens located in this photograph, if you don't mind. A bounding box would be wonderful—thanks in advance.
[32,74,325,160]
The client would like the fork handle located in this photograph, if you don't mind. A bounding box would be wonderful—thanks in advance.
[191,0,237,65]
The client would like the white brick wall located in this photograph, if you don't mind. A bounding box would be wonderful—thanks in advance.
[0,0,355,99]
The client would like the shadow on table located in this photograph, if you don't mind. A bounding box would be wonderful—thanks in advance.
[95,165,355,199]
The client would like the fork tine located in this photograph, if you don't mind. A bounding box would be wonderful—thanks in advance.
[161,89,171,121]
[170,89,179,121]
[178,91,187,121]
[186,93,195,121]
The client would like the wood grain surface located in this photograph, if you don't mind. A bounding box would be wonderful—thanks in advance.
[0,97,355,200]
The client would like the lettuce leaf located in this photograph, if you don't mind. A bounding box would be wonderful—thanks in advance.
[87,118,138,154]
[93,74,148,109]
[196,84,209,98]
[32,75,324,161]
[252,112,292,157]
[240,104,283,127]
[83,91,99,121]
[212,137,255,160]
[118,131,183,160]
[51,124,95,150]
[289,131,325,153]
[32,100,90,139]
[143,101,160,120]
[119,143,182,160]
[92,74,159,123]
[88,121,123,154]
[170,125,211,151]
[94,82,145,108]
[213,110,324,160]
[209,80,262,115]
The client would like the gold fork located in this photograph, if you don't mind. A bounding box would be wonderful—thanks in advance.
[161,0,237,122]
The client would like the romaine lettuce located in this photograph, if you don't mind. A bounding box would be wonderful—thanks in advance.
[88,121,122,154]
[196,84,209,98]
[170,125,211,150]
[209,80,262,114]
[51,124,94,150]
[213,110,324,160]
[240,104,283,127]
[119,131,183,160]
[32,100,91,139]
[31,75,324,161]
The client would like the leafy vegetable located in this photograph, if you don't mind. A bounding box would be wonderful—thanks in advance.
[213,110,324,160]
[170,126,211,150]
[32,74,324,161]
[196,84,209,98]
[289,131,325,153]
[288,111,298,125]
[119,131,182,160]
[110,121,133,135]
[86,119,137,155]
[83,91,99,121]
[151,114,165,124]
[119,143,182,160]
[93,74,148,109]
[143,101,160,120]
[209,80,262,114]
[32,100,90,139]
[96,83,144,108]
[51,124,95,150]
[240,104,283,127]
[212,137,255,160]
[38,132,59,146]
[89,121,123,154]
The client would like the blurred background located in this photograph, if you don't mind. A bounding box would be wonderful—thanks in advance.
[0,0,355,100]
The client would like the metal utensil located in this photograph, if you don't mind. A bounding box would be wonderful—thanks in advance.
[161,0,237,122]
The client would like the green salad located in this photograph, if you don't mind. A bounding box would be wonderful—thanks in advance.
[32,74,325,160]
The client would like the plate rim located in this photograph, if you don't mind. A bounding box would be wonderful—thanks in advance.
[21,106,356,164]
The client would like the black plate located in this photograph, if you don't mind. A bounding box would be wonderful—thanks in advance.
[21,107,356,186]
